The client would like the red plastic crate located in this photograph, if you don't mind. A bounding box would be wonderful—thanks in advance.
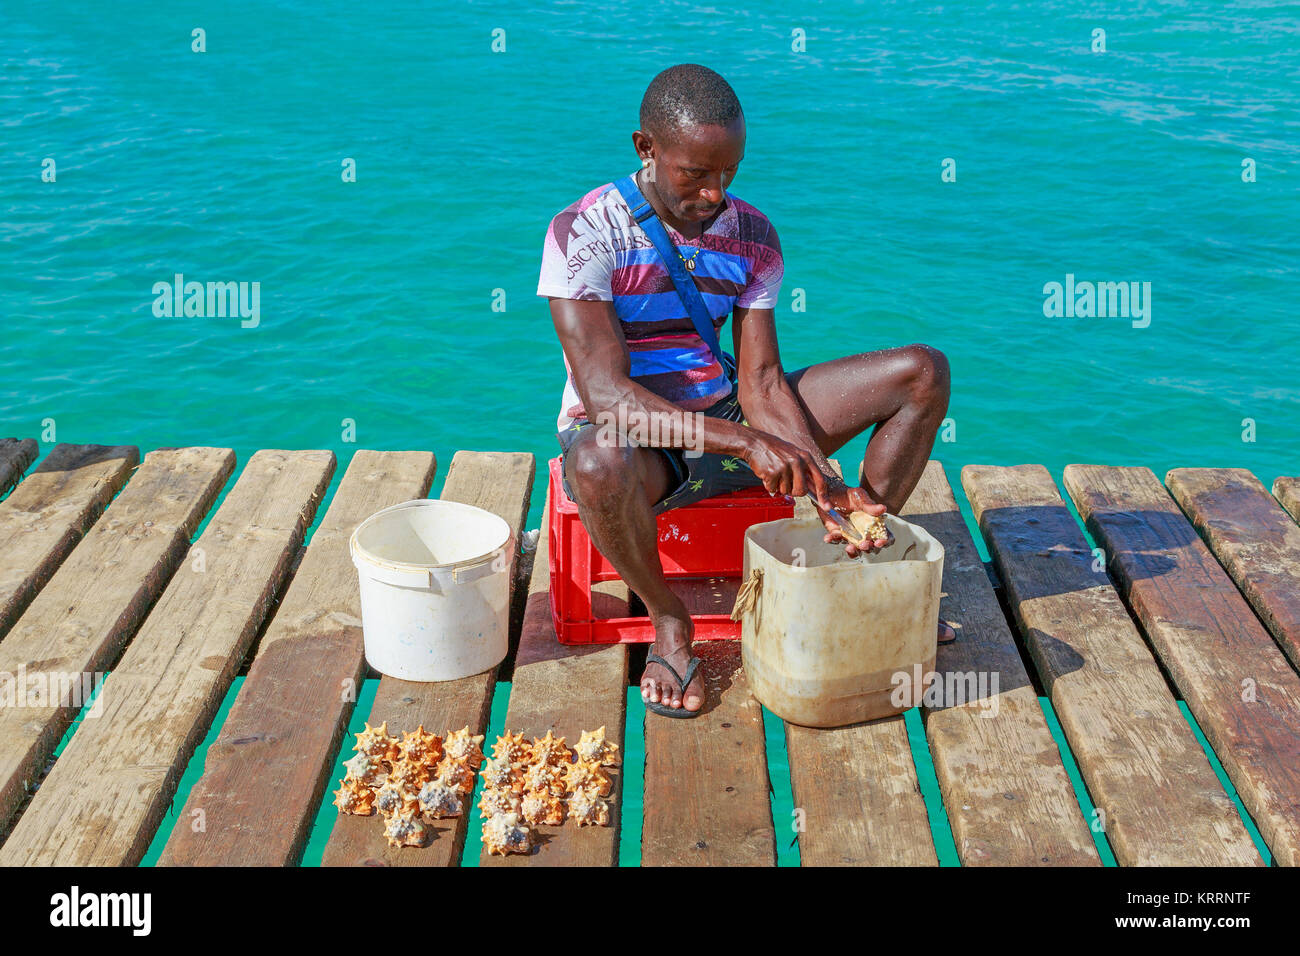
[547,455,794,644]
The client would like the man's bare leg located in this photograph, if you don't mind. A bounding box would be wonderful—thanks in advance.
[563,429,705,711]
[783,342,955,640]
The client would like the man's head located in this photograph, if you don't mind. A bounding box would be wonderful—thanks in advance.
[633,64,746,228]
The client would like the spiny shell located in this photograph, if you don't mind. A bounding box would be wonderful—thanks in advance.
[353,721,400,760]
[383,808,429,848]
[386,757,432,792]
[479,755,517,789]
[435,757,477,796]
[521,761,564,796]
[444,726,485,768]
[520,788,566,827]
[333,778,375,816]
[567,788,611,827]
[490,731,528,764]
[343,752,388,789]
[846,510,889,545]
[528,730,572,767]
[573,726,620,767]
[399,725,443,765]
[477,786,522,818]
[417,779,463,819]
[374,780,410,816]
[564,758,613,798]
[482,811,534,855]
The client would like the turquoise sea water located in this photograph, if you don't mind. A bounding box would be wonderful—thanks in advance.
[5,1,1294,865]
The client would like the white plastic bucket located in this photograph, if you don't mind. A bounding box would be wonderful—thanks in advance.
[349,499,514,682]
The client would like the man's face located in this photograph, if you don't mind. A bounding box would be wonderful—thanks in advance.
[647,117,745,223]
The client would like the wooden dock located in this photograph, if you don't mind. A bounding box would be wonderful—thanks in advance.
[0,438,1297,866]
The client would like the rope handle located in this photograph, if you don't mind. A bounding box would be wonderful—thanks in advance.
[730,567,763,622]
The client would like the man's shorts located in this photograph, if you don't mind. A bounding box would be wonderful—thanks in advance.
[556,369,767,517]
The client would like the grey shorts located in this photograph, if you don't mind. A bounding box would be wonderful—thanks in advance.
[556,370,767,517]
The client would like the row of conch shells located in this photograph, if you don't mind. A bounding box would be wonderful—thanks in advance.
[333,722,485,848]
[479,727,620,855]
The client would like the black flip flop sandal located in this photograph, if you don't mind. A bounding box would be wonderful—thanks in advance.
[643,650,703,719]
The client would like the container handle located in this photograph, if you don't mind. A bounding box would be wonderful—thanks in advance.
[730,568,763,623]
[452,542,513,585]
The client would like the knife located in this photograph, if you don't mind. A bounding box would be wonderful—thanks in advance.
[808,495,870,547]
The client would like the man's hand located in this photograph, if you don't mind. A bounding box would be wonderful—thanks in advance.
[742,430,834,508]
[816,486,894,557]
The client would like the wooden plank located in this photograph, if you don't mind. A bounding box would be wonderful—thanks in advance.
[0,446,234,842]
[0,450,334,865]
[0,438,38,497]
[778,460,934,866]
[963,464,1259,866]
[157,450,436,867]
[1274,477,1300,525]
[480,484,630,867]
[900,461,1098,866]
[1064,464,1300,866]
[1167,468,1300,671]
[322,450,534,867]
[642,640,773,866]
[0,444,139,640]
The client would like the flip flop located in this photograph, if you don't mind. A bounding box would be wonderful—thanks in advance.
[643,650,703,719]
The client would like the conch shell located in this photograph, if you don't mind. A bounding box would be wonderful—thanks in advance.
[343,752,388,789]
[528,730,572,767]
[564,758,613,798]
[374,780,411,817]
[386,757,432,792]
[417,779,464,819]
[521,760,564,796]
[444,726,486,768]
[333,778,376,816]
[521,789,566,827]
[844,510,889,546]
[435,756,477,796]
[483,811,534,855]
[477,786,523,818]
[353,721,400,761]
[567,788,611,827]
[399,725,443,765]
[479,755,517,790]
[490,731,529,765]
[383,807,429,848]
[573,726,619,767]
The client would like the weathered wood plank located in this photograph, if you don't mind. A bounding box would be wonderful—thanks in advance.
[642,640,773,866]
[322,451,534,867]
[1167,468,1300,672]
[157,450,436,867]
[778,459,934,866]
[0,444,139,640]
[1065,464,1300,866]
[0,450,334,866]
[480,484,630,867]
[0,438,38,498]
[0,447,234,842]
[901,460,1098,866]
[1274,477,1300,526]
[963,464,1259,866]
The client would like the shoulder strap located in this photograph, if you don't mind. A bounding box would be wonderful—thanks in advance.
[613,175,725,367]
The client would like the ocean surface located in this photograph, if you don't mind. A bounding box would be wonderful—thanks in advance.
[4,1,1295,865]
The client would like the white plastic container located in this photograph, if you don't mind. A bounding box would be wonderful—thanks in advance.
[349,499,514,682]
[734,514,944,727]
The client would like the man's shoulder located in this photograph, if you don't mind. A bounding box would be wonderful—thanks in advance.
[548,180,626,229]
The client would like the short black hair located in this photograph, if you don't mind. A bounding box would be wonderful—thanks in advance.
[640,64,743,141]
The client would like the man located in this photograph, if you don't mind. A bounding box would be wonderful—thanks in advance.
[539,64,953,717]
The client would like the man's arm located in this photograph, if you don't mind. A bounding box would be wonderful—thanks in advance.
[731,302,846,491]
[549,296,750,458]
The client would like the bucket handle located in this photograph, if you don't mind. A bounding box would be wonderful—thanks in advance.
[730,568,762,626]
[452,542,514,585]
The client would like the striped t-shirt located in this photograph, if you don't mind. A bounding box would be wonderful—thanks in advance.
[538,173,784,433]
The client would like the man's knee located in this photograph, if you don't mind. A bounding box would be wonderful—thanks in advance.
[899,343,950,408]
[564,436,638,504]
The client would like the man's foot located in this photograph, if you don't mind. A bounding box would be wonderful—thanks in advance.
[641,614,704,713]
[938,619,957,644]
